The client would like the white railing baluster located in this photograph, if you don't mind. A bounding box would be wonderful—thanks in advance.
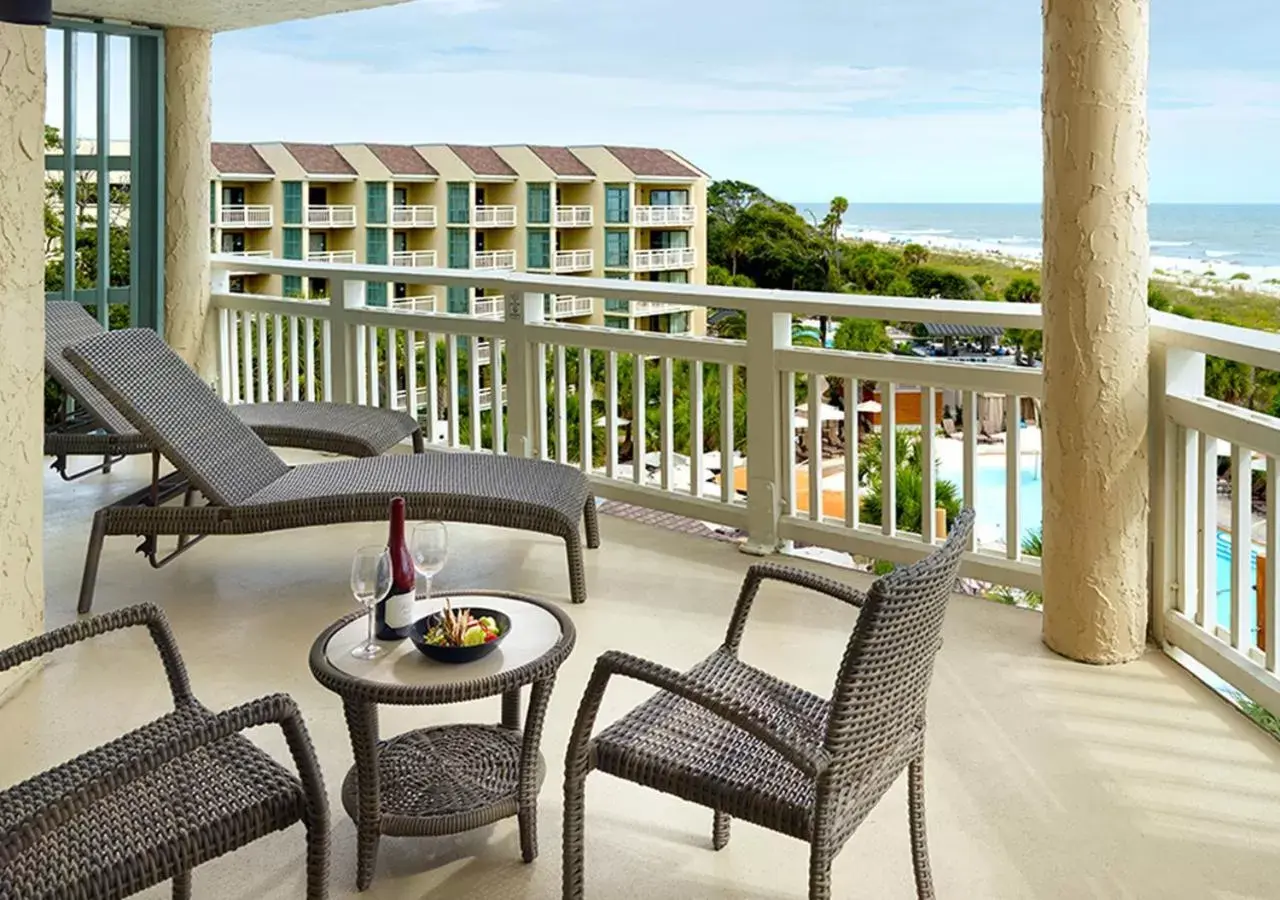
[446,334,459,448]
[963,390,978,551]
[1230,444,1249,650]
[1267,458,1278,672]
[320,320,331,403]
[426,333,440,439]
[660,357,674,490]
[784,368,797,518]
[606,351,619,478]
[469,338,482,452]
[493,338,505,454]
[807,373,821,522]
[406,330,419,418]
[240,311,253,404]
[690,361,704,499]
[288,316,300,402]
[554,345,567,464]
[633,354,645,486]
[1006,394,1021,559]
[1176,425,1200,618]
[272,314,284,402]
[922,386,937,543]
[880,382,896,537]
[228,311,241,405]
[367,326,380,408]
[1198,431,1218,633]
[535,343,548,459]
[218,309,232,402]
[844,377,858,529]
[387,328,399,412]
[580,347,593,473]
[256,312,268,402]
[721,363,735,504]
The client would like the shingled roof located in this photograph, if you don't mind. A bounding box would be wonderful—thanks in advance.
[448,145,518,178]
[281,142,357,176]
[528,146,595,178]
[211,142,273,176]
[365,144,437,177]
[605,146,699,179]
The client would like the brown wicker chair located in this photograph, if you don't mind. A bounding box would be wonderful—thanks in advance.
[562,508,975,900]
[64,328,598,614]
[0,604,329,899]
[44,300,424,481]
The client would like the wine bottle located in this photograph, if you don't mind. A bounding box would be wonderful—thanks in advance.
[375,497,416,641]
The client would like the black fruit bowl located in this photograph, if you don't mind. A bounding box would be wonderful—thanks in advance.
[409,608,511,663]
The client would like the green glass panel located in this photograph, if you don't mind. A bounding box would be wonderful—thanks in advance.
[282,228,303,260]
[527,229,551,269]
[448,228,470,268]
[604,298,630,313]
[604,230,630,268]
[447,183,470,224]
[366,228,388,265]
[282,275,303,298]
[605,185,630,224]
[367,282,387,307]
[447,285,469,313]
[604,316,630,329]
[527,183,551,224]
[210,181,216,224]
[283,182,303,225]
[366,182,387,225]
[669,311,690,333]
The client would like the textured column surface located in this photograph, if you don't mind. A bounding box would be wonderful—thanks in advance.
[0,25,46,699]
[164,28,215,379]
[1041,0,1151,663]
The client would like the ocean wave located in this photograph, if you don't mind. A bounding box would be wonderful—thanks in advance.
[1205,250,1239,258]
[1150,240,1194,248]
[894,228,954,236]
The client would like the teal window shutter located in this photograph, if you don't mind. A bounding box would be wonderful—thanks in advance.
[528,183,551,224]
[367,282,388,307]
[282,275,303,297]
[282,228,303,260]
[527,229,550,268]
[604,298,630,313]
[447,285,469,313]
[366,182,388,225]
[366,228,388,265]
[604,315,631,329]
[283,182,303,225]
[209,181,217,223]
[605,185,630,224]
[447,183,470,224]
[448,228,471,268]
[605,230,630,268]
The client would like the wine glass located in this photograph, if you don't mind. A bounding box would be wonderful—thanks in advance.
[411,522,449,604]
[350,545,391,659]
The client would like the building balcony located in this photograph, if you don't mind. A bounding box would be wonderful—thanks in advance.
[633,204,697,227]
[474,249,517,271]
[306,250,357,264]
[224,249,273,274]
[390,205,437,228]
[217,205,273,228]
[306,205,357,228]
[548,294,594,318]
[391,250,438,268]
[632,247,697,272]
[627,299,698,317]
[473,296,505,319]
[553,249,594,273]
[473,205,517,228]
[554,205,593,228]
[391,293,436,312]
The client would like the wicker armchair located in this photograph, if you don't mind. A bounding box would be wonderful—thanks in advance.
[0,604,329,899]
[563,508,975,900]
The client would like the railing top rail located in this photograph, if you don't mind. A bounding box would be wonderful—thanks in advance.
[1152,309,1280,371]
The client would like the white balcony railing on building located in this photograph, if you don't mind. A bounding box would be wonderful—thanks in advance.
[226,250,273,272]
[473,205,517,228]
[306,205,357,228]
[629,299,697,317]
[554,249,594,273]
[209,253,1280,731]
[392,294,437,312]
[633,205,697,227]
[391,250,438,268]
[390,205,437,228]
[632,247,697,272]
[473,297,505,319]
[555,205,593,228]
[307,250,357,264]
[550,295,595,318]
[474,249,517,270]
[218,205,273,228]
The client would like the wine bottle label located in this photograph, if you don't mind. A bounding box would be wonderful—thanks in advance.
[384,590,416,629]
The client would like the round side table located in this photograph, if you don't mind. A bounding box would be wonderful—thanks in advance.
[309,591,576,891]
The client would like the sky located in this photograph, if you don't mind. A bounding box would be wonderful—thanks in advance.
[199,0,1275,203]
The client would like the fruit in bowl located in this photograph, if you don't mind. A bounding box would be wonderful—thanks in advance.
[410,600,511,663]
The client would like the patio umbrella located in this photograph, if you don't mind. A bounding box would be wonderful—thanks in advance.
[856,400,883,413]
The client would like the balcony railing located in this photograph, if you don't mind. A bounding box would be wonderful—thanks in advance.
[392,293,436,312]
[218,205,273,228]
[474,249,517,270]
[390,205,437,228]
[306,205,357,228]
[225,249,273,272]
[391,250,437,268]
[307,250,357,264]
[473,297,505,319]
[473,205,517,228]
[555,205,593,228]
[633,247,697,272]
[549,295,595,318]
[633,205,697,227]
[554,249,594,273]
[208,253,1280,733]
[628,299,698,317]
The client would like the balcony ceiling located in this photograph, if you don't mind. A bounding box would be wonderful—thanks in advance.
[53,0,414,32]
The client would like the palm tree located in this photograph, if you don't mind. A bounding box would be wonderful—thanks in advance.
[858,431,962,534]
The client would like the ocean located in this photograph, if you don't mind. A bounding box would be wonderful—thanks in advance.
[792,203,1280,282]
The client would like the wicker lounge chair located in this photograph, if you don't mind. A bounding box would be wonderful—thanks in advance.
[562,509,975,900]
[45,300,423,480]
[64,328,599,614]
[0,604,329,899]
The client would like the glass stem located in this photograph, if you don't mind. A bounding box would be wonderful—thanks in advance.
[423,575,433,603]
[366,604,375,647]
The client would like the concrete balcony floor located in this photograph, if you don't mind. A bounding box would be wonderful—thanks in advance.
[6,453,1280,898]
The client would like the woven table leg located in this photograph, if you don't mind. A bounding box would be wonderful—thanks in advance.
[502,688,522,730]
[712,811,730,850]
[518,677,555,863]
[172,870,191,900]
[343,698,382,891]
[908,755,935,899]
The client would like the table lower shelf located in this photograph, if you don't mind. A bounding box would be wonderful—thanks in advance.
[342,723,546,837]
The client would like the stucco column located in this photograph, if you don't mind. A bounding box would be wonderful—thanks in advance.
[0,25,46,699]
[1041,0,1150,663]
[163,27,215,379]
